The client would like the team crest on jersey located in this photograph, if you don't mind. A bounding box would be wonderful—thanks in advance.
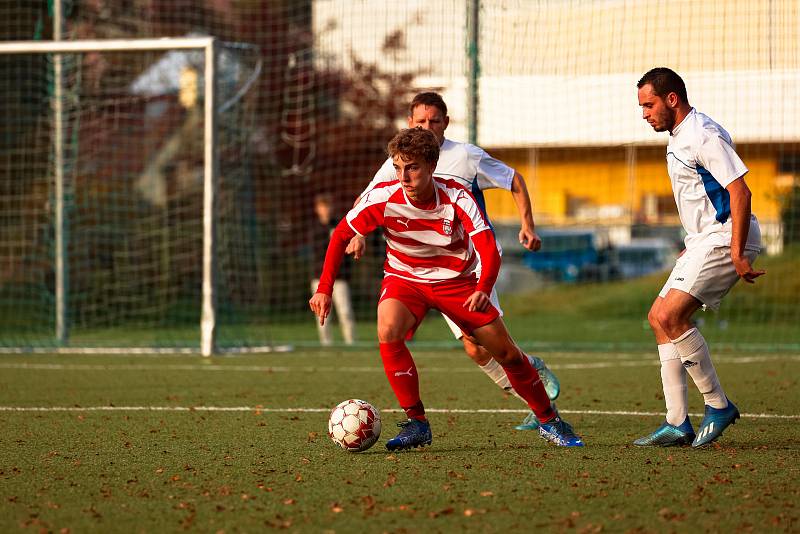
[442,219,452,235]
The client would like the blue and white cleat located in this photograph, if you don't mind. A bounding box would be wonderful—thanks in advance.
[692,399,740,448]
[515,402,558,431]
[529,355,560,401]
[515,411,540,431]
[385,419,432,451]
[633,417,695,447]
[538,416,584,447]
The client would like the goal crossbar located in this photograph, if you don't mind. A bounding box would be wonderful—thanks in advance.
[0,37,216,54]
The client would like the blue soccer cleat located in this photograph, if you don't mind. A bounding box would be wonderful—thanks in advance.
[515,401,559,431]
[538,416,584,447]
[515,411,540,431]
[529,355,560,401]
[633,417,695,447]
[692,399,740,448]
[385,419,432,451]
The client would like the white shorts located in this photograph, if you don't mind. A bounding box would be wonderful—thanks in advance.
[658,246,759,311]
[443,286,503,338]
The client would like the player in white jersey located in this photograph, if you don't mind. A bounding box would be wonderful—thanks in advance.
[348,92,560,431]
[635,68,765,448]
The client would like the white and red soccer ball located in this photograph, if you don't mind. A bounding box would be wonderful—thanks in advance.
[327,399,381,452]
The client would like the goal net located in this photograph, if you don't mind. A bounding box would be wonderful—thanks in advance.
[1,1,798,353]
[0,38,264,353]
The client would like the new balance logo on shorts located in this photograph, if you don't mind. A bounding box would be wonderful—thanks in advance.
[675,277,685,281]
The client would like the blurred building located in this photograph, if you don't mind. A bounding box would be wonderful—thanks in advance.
[314,0,800,254]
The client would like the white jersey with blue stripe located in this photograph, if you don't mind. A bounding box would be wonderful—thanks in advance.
[361,138,515,253]
[667,108,760,251]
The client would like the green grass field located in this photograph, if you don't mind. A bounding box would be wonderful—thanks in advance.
[0,349,798,532]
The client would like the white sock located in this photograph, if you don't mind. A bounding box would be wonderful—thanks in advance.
[658,343,688,426]
[671,327,728,409]
[479,359,525,402]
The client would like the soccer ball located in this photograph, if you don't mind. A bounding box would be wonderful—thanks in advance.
[327,399,381,452]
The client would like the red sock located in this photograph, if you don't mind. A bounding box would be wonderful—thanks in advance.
[379,340,426,420]
[501,357,556,422]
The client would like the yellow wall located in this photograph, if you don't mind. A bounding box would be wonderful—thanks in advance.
[483,145,790,226]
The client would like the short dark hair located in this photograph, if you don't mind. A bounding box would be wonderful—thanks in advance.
[637,67,688,104]
[409,91,447,117]
[387,128,440,165]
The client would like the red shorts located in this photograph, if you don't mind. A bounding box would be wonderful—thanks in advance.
[378,275,499,336]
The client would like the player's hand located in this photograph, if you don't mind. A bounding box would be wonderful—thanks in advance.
[732,255,766,284]
[309,292,332,325]
[519,227,541,251]
[463,291,490,312]
[345,235,366,260]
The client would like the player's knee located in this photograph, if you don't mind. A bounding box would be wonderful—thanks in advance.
[377,322,405,343]
[486,343,519,365]
[653,308,682,335]
[647,307,663,331]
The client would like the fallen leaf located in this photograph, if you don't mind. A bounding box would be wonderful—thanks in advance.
[429,507,454,518]
[361,495,376,511]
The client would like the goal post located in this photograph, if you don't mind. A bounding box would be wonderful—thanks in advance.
[0,37,225,355]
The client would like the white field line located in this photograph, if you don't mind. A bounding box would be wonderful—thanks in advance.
[0,354,797,373]
[0,405,797,419]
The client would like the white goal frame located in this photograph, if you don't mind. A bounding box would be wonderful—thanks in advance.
[0,37,220,356]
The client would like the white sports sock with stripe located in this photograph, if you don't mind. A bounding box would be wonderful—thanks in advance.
[658,343,688,426]
[671,327,728,409]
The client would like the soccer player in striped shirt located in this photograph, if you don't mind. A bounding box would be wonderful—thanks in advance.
[635,67,765,448]
[310,127,584,449]
[348,92,560,432]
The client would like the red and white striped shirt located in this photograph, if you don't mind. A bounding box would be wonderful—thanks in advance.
[315,177,498,296]
[348,177,490,283]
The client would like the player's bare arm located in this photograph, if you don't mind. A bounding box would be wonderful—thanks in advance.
[727,177,766,283]
[510,171,542,251]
